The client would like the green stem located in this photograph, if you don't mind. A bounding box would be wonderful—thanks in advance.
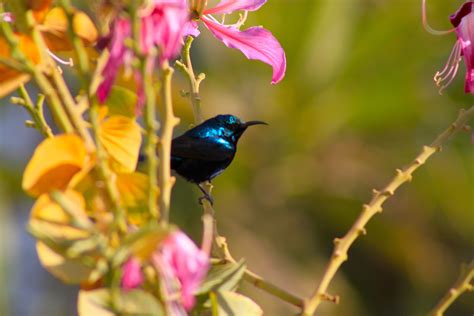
[157,61,179,223]
[143,55,160,219]
[176,36,205,123]
[16,85,53,138]
[302,107,474,316]
[0,10,74,133]
[428,260,474,316]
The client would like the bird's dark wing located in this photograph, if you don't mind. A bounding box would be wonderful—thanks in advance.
[171,134,234,162]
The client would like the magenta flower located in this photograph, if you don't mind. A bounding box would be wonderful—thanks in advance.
[152,231,209,312]
[97,0,190,110]
[121,257,144,290]
[428,1,474,94]
[188,0,286,84]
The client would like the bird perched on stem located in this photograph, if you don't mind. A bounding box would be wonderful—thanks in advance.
[171,114,267,204]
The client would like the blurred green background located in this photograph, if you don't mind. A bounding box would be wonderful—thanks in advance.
[1,0,473,315]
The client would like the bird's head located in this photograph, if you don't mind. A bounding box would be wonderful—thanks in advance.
[209,114,267,143]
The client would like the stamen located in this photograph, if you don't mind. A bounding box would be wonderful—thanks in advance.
[221,13,226,24]
[434,40,463,94]
[233,11,248,29]
[422,0,455,35]
[47,49,74,67]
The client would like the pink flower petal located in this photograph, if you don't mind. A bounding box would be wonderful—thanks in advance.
[97,18,131,103]
[183,20,201,38]
[121,257,144,290]
[152,231,209,312]
[203,0,267,15]
[202,16,286,84]
[450,2,474,93]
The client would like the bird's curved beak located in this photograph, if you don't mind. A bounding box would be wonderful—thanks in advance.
[243,120,268,128]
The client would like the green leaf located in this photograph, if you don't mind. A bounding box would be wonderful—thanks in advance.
[215,291,263,316]
[106,86,137,118]
[78,289,164,316]
[197,260,246,294]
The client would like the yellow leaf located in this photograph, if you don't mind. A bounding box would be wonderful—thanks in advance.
[37,242,93,284]
[116,172,157,225]
[98,116,142,173]
[29,190,91,247]
[42,7,98,51]
[22,134,88,196]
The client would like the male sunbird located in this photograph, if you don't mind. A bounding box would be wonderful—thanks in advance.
[171,114,267,203]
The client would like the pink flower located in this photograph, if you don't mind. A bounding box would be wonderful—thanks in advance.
[152,231,209,312]
[121,257,144,290]
[188,0,286,84]
[431,1,474,94]
[97,0,189,110]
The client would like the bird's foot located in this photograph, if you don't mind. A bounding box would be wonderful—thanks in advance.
[198,192,214,206]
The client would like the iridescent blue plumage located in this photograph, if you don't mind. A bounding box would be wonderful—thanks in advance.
[171,115,267,191]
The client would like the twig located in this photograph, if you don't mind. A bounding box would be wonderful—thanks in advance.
[302,106,474,316]
[157,60,180,223]
[14,85,53,138]
[175,36,205,123]
[428,260,474,316]
[178,38,304,308]
[0,9,74,133]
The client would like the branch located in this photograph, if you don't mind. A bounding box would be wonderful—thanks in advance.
[0,9,74,133]
[178,38,304,309]
[175,36,205,123]
[142,54,160,219]
[157,60,180,223]
[302,106,474,316]
[13,85,53,138]
[428,260,474,316]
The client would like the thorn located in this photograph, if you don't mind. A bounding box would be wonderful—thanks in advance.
[414,158,422,165]
[24,120,35,128]
[382,190,394,196]
[10,97,25,105]
[321,293,340,304]
[357,227,367,235]
[463,125,472,132]
[451,123,458,129]
[333,238,341,245]
[197,73,206,81]
[362,204,370,211]
[396,168,403,175]
[449,288,457,296]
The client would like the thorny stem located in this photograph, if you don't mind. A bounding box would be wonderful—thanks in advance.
[15,85,53,138]
[143,54,160,219]
[175,36,205,123]
[201,194,305,308]
[157,60,180,223]
[178,38,304,308]
[428,260,474,316]
[302,106,474,316]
